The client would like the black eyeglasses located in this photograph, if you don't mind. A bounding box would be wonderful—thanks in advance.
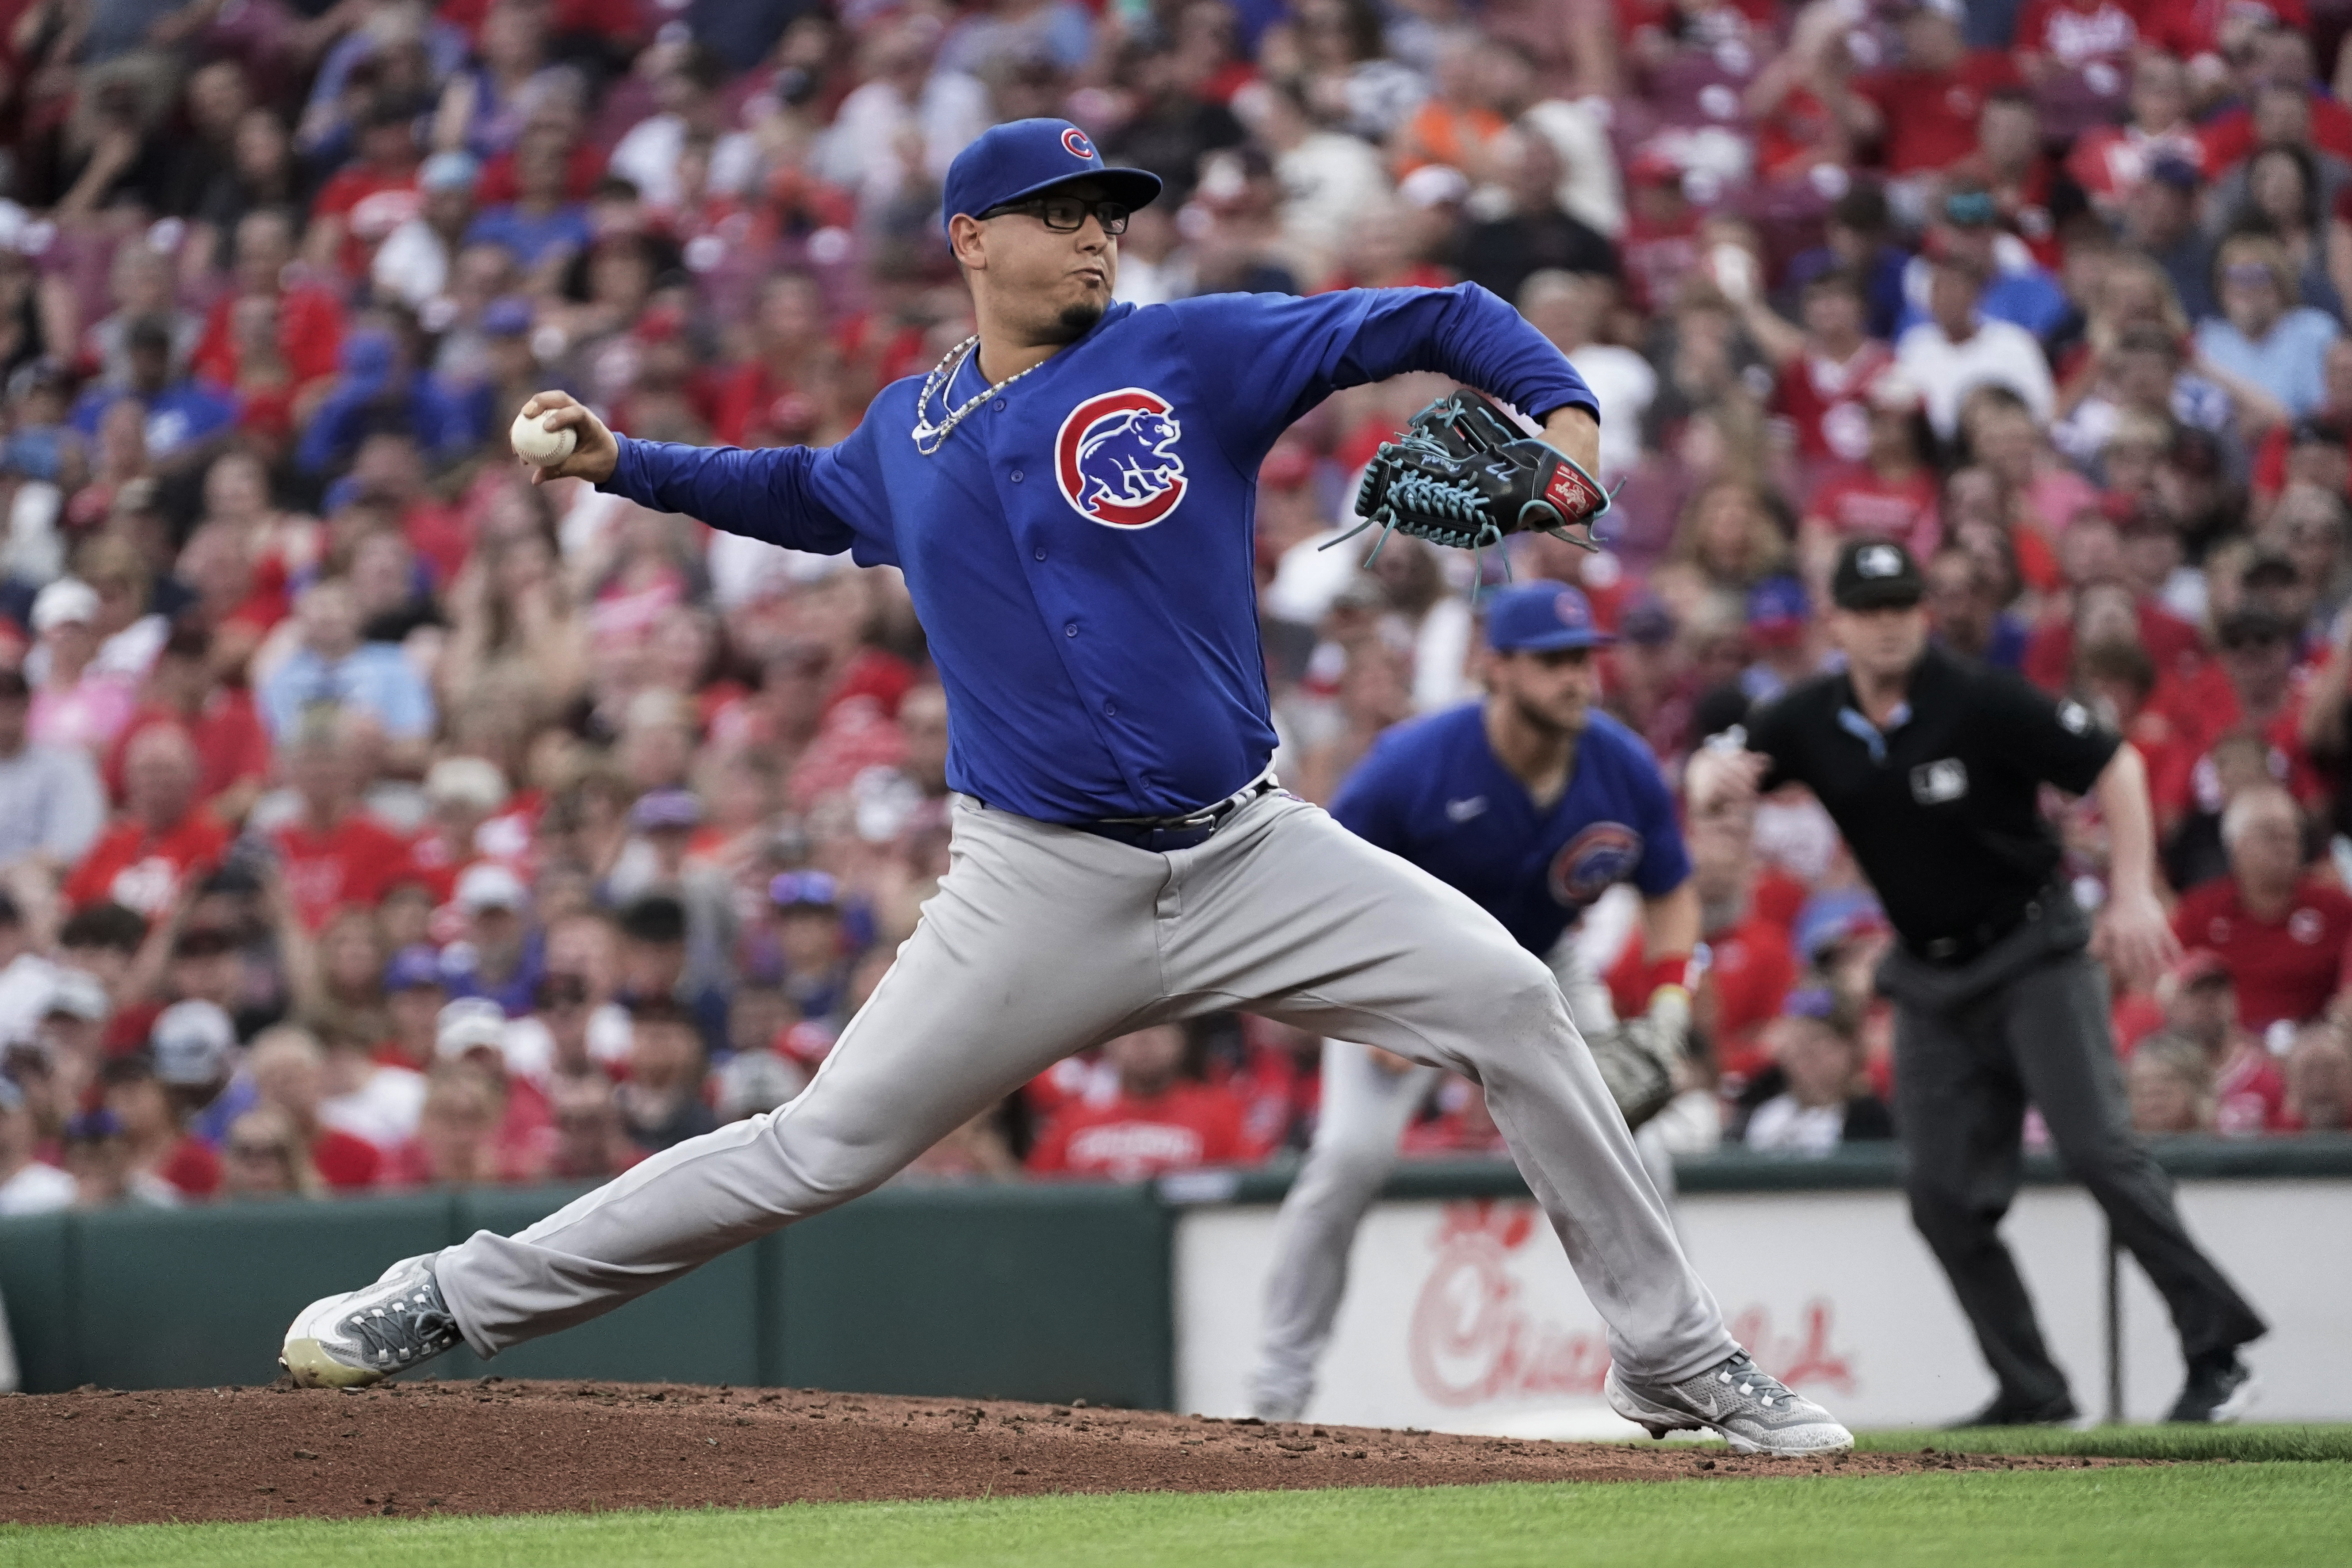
[981,195,1128,235]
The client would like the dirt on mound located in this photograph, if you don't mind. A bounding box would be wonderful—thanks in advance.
[2,1381,2123,1526]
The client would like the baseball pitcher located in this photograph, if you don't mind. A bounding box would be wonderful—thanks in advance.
[280,119,1849,1456]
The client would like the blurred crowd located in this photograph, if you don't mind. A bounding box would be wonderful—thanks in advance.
[5,0,2352,1217]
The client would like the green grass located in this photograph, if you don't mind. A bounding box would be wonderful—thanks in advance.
[1857,1423,2352,1462]
[6,1464,2347,1568]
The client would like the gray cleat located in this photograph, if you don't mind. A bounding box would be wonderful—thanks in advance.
[281,1255,463,1388]
[1606,1350,1855,1456]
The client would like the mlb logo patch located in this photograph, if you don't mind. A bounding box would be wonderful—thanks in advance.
[1910,758,1968,804]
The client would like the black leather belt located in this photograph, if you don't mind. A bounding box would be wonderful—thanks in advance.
[1071,773,1280,854]
[1910,888,2050,968]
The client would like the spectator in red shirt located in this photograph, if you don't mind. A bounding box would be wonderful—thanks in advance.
[2171,782,2352,1034]
[189,209,346,411]
[269,710,416,932]
[2153,608,2322,821]
[302,96,425,285]
[64,725,229,918]
[706,272,838,450]
[382,1059,520,1188]
[425,998,556,1175]
[1800,373,1942,562]
[2069,50,2204,216]
[217,1105,331,1199]
[1835,0,2021,178]
[1615,150,1699,317]
[1027,1024,1250,1182]
[105,626,272,821]
[2012,0,2144,79]
[2137,949,2288,1135]
[2196,29,2352,175]
[248,1026,385,1191]
[99,1052,221,1198]
[1750,268,1897,470]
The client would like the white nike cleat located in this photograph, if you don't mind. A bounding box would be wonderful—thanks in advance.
[281,1255,463,1388]
[1607,1350,1854,1457]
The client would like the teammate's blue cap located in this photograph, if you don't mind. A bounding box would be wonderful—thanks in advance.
[1484,581,1615,653]
[941,119,1163,241]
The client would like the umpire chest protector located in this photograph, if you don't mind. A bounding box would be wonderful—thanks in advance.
[1745,645,2119,952]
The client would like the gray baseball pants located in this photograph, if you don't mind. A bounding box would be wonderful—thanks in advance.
[1246,946,1679,1419]
[433,790,1734,1383]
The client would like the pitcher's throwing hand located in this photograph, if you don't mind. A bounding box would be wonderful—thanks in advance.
[512,391,619,487]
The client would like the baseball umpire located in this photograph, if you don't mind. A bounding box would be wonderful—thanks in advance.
[1693,537,2265,1426]
[279,119,1850,1455]
[1248,579,1702,1424]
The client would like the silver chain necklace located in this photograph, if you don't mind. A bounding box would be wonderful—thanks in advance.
[909,334,1046,455]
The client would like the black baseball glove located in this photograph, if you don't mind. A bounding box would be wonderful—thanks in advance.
[1341,390,1611,562]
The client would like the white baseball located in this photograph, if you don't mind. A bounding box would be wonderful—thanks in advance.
[510,408,577,466]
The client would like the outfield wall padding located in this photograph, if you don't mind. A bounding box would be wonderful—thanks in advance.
[3,1138,2344,1403]
[0,1181,1172,1405]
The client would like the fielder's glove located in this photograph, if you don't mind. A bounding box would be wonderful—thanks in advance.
[1585,1014,1679,1132]
[1339,390,1612,568]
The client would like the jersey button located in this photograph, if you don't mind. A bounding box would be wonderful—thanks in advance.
[1010,469,1024,483]
[1065,622,1078,637]
[994,399,1007,411]
[1034,547,1047,561]
[1103,700,1117,717]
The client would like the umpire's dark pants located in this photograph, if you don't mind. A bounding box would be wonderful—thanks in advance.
[1881,902,2264,1407]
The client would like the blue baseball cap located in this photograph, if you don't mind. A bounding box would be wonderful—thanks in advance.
[941,119,1162,241]
[384,944,446,992]
[1484,581,1615,653]
[1746,574,1810,645]
[769,870,840,911]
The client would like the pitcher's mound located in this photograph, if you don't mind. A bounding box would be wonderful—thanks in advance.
[1,1380,2115,1525]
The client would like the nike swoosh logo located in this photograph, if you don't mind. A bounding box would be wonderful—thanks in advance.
[1445,797,1487,822]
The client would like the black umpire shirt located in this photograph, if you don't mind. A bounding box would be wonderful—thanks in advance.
[1744,645,2121,949]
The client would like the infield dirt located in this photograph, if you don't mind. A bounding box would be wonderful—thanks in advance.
[0,1381,2136,1525]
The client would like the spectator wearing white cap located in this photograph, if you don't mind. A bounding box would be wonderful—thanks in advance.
[381,997,551,1185]
[409,756,509,904]
[27,578,136,755]
[440,862,543,1017]
[153,998,246,1147]
[0,663,104,880]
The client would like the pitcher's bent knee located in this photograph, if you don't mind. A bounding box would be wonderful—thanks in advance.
[753,1106,908,1216]
[1442,946,1576,1053]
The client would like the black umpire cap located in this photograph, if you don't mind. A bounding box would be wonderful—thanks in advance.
[1830,538,1925,610]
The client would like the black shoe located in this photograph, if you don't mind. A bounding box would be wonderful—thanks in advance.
[2168,1351,2257,1423]
[1948,1388,2078,1429]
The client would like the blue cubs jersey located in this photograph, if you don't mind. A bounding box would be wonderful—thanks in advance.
[1331,703,1690,957]
[599,284,1595,825]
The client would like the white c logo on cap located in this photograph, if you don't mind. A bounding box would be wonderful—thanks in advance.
[1858,545,1901,578]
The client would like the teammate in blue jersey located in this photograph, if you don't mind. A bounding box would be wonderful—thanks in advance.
[1248,580,1703,1423]
[279,118,1848,1455]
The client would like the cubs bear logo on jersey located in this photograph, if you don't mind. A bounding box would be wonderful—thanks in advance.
[1056,388,1187,528]
[1549,822,1644,906]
